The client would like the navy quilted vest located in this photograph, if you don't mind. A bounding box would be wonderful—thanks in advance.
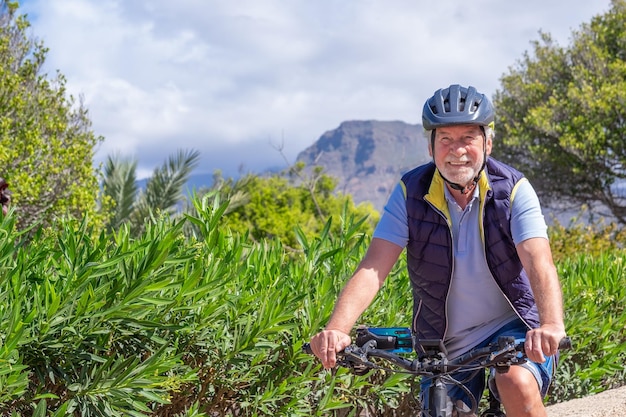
[402,158,540,341]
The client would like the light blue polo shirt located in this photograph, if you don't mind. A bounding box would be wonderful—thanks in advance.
[373,176,548,357]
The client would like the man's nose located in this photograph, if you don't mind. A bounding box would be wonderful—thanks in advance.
[449,141,467,156]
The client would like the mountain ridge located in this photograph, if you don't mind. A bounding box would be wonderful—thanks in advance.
[295,120,431,211]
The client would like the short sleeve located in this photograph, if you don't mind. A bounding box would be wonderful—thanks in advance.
[373,182,409,248]
[510,179,549,245]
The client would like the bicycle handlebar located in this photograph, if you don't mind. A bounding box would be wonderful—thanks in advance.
[302,336,571,355]
[302,335,572,376]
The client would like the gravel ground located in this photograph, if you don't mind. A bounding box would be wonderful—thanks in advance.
[546,386,626,417]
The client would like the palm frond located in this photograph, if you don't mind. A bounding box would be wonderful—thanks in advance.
[103,154,138,230]
[133,149,201,231]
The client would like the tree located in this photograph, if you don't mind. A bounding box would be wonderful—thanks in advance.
[220,165,379,249]
[492,0,626,223]
[101,149,200,235]
[0,1,103,230]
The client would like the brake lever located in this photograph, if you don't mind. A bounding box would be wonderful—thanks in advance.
[339,340,379,375]
[488,340,526,373]
[343,340,376,364]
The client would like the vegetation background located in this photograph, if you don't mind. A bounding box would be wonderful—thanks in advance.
[0,0,625,416]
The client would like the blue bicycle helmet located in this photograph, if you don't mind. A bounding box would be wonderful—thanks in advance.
[422,84,494,130]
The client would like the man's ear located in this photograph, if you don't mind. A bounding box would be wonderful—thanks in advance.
[485,137,493,156]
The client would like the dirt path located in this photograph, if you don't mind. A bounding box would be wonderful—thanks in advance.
[546,386,626,417]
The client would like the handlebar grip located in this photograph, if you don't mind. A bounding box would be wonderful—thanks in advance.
[559,336,573,350]
[302,342,314,355]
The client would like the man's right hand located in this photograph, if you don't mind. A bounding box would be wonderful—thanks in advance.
[309,329,352,369]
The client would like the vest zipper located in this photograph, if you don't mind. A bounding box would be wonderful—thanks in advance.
[479,192,532,331]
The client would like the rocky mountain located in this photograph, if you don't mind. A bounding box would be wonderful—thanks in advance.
[296,120,431,211]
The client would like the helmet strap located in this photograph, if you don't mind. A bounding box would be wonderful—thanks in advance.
[439,173,479,195]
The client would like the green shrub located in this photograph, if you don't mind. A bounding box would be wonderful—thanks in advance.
[0,194,386,416]
[551,252,626,401]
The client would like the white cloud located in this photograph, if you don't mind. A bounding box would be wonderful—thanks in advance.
[21,0,612,178]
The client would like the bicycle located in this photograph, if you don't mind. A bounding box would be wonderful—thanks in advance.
[303,326,572,417]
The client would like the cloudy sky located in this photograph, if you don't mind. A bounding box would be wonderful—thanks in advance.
[20,0,612,179]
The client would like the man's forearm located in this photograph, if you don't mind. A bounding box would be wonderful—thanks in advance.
[325,238,404,334]
[325,269,384,334]
[518,238,565,329]
[533,266,565,329]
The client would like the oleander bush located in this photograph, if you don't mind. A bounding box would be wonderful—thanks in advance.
[0,194,624,416]
[550,252,626,401]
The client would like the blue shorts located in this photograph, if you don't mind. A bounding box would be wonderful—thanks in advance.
[419,319,555,412]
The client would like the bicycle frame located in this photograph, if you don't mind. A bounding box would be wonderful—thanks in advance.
[304,327,572,417]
